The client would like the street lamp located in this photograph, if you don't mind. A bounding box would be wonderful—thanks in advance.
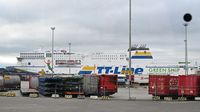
[128,0,132,100]
[51,27,55,74]
[183,13,192,75]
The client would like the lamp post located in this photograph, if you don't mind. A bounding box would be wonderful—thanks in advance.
[184,23,188,75]
[51,27,55,74]
[128,0,132,100]
[183,13,192,75]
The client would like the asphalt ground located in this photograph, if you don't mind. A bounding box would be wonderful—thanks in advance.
[0,87,199,112]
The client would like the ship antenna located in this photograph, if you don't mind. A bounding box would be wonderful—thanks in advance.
[68,42,71,74]
[51,27,55,74]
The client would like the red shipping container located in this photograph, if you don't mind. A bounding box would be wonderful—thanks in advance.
[99,75,118,96]
[178,75,200,97]
[149,75,178,96]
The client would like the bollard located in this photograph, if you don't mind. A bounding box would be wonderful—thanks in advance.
[164,97,172,101]
[6,92,16,97]
[29,93,39,98]
[101,96,110,100]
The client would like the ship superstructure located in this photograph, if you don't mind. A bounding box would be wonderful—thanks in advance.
[13,45,199,83]
[14,45,154,75]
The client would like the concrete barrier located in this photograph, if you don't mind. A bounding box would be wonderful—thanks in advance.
[51,94,59,98]
[90,96,98,100]
[6,92,16,97]
[65,95,72,99]
[29,93,39,98]
[101,96,110,100]
[152,96,160,101]
[0,92,7,96]
[164,97,172,101]
[77,95,85,99]
[178,97,187,101]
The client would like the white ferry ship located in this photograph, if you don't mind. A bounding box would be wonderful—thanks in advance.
[13,45,200,83]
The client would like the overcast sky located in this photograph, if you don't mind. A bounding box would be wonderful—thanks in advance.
[0,0,200,66]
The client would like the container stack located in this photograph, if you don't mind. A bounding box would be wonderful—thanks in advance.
[37,75,118,97]
[39,77,64,96]
[63,76,84,96]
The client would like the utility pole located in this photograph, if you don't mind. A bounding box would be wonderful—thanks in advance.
[184,23,188,75]
[128,0,132,100]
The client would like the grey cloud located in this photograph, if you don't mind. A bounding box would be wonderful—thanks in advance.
[0,0,200,65]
